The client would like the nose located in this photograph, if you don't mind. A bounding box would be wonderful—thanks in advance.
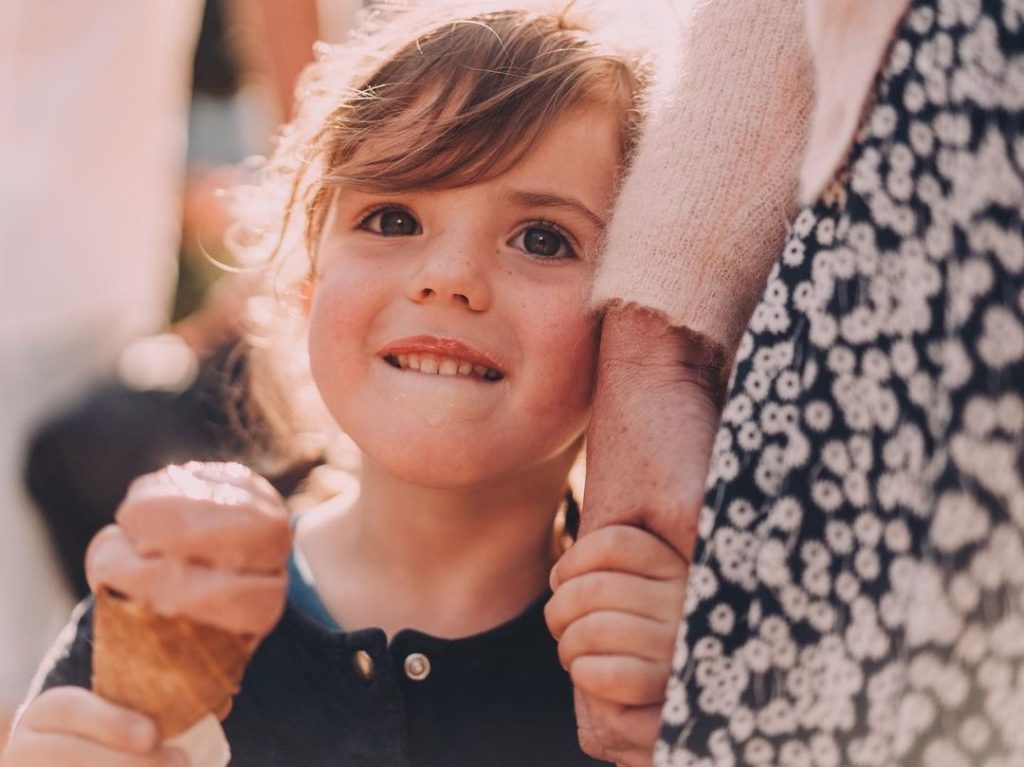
[405,239,492,312]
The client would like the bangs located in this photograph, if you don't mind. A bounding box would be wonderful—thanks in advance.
[302,8,642,258]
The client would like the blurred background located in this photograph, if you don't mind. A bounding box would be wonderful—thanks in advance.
[0,0,367,746]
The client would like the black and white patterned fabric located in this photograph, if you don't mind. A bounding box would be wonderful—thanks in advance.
[658,1,1024,764]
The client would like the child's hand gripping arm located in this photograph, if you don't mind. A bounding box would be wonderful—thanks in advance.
[2,462,292,767]
[545,525,688,767]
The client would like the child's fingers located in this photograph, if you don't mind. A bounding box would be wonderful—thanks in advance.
[545,571,682,639]
[117,464,291,572]
[550,525,686,590]
[17,687,159,754]
[571,655,671,707]
[557,610,676,669]
[4,729,186,767]
[86,525,287,635]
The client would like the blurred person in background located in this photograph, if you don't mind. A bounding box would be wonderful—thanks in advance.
[0,0,205,740]
[0,0,348,744]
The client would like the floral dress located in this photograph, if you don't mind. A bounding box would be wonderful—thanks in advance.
[657,0,1024,764]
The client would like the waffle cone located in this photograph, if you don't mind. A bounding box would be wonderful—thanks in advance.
[92,588,257,738]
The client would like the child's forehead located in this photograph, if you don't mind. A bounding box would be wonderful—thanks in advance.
[344,100,621,196]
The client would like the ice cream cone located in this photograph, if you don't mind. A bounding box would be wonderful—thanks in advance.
[92,587,257,738]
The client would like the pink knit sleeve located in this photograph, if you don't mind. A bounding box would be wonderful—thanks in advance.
[593,0,813,353]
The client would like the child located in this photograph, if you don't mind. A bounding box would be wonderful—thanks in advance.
[3,2,686,765]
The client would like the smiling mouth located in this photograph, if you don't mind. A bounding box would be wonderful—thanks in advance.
[384,353,505,382]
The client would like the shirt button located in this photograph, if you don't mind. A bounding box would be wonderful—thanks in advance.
[352,650,374,680]
[404,652,431,681]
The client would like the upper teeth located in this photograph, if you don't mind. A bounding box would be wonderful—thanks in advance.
[388,354,502,381]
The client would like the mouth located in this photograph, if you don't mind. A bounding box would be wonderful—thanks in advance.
[380,337,506,382]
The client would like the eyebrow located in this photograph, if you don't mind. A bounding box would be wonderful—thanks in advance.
[503,188,606,230]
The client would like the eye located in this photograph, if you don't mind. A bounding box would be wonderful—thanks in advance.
[510,224,576,260]
[359,206,421,236]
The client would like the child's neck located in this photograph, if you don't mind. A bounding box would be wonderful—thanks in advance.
[296,451,575,640]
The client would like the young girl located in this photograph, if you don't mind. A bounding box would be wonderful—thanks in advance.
[3,2,686,765]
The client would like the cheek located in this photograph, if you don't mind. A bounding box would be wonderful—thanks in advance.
[306,274,376,403]
[528,303,599,412]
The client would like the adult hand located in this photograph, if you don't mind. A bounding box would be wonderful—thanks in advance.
[568,305,726,765]
[581,305,725,546]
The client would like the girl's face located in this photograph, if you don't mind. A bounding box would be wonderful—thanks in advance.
[308,105,622,488]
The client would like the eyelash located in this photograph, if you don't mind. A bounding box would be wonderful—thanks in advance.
[515,219,579,261]
[355,203,416,232]
[355,205,579,260]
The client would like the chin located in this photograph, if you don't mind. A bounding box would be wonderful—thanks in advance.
[373,446,509,489]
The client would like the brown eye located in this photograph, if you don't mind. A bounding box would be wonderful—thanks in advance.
[362,207,421,236]
[511,225,575,259]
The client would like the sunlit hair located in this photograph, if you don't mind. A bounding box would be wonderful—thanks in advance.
[227,0,653,467]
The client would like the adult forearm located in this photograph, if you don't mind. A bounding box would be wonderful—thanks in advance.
[581,306,725,559]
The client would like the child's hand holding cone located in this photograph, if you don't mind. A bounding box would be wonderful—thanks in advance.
[86,462,293,737]
[3,462,292,766]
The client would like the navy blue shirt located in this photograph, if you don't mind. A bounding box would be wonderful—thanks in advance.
[37,551,609,766]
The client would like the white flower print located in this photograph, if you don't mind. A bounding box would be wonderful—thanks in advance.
[658,5,1024,765]
[826,521,855,555]
[756,539,790,588]
[854,547,882,581]
[695,656,750,716]
[884,519,913,553]
[742,737,774,765]
[780,584,810,621]
[774,370,801,400]
[811,479,843,512]
[794,208,817,239]
[783,238,807,267]
[978,305,1024,368]
[910,120,936,156]
[713,528,759,590]
[821,440,851,476]
[958,716,992,753]
[932,491,993,552]
[766,497,802,532]
[737,420,763,452]
[708,604,736,636]
[803,400,833,432]
[835,571,861,603]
